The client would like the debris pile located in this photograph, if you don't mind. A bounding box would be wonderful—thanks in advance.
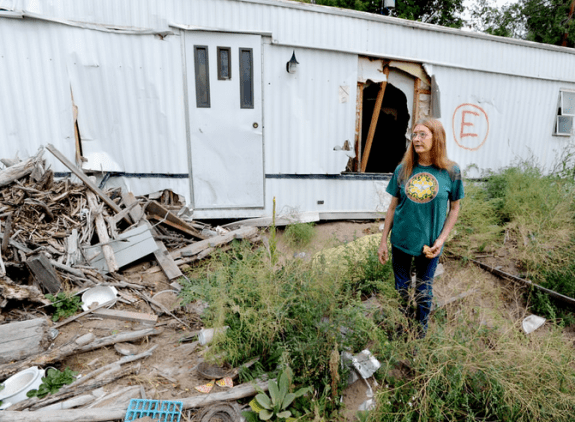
[0,146,264,421]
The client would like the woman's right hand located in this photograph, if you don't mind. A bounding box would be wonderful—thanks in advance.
[378,244,389,265]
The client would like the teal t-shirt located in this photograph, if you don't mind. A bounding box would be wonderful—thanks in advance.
[386,163,465,256]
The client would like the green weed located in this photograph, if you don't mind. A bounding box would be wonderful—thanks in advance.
[45,292,83,322]
[283,222,316,248]
[27,367,78,399]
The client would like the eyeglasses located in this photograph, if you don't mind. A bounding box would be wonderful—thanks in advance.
[411,132,430,140]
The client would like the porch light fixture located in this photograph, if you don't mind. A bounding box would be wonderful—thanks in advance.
[286,50,299,74]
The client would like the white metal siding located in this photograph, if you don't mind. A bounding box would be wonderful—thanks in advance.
[4,0,575,82]
[434,65,575,175]
[263,44,357,174]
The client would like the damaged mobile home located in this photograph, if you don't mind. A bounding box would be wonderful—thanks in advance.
[1,0,574,220]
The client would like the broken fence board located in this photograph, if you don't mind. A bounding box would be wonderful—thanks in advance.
[0,318,49,364]
[84,224,158,272]
[171,226,259,260]
[91,309,158,325]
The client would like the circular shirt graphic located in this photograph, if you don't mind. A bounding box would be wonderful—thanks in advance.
[405,172,439,203]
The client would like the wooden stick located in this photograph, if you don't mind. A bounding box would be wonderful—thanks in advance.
[86,191,119,273]
[45,144,132,224]
[360,66,390,173]
[0,328,160,380]
[0,378,269,422]
[52,300,115,329]
[1,214,12,254]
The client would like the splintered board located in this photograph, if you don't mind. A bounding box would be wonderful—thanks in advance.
[84,225,158,272]
[0,318,49,364]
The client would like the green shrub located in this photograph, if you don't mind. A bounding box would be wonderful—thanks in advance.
[283,222,316,248]
[27,368,78,399]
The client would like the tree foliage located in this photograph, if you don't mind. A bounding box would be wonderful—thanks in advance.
[469,0,575,48]
[295,0,465,28]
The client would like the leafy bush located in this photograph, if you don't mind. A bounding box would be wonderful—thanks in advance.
[27,368,78,399]
[283,222,316,248]
[45,292,83,322]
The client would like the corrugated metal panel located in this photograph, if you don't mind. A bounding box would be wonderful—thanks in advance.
[5,0,575,82]
[191,177,392,219]
[0,18,75,172]
[433,65,575,175]
[263,44,357,174]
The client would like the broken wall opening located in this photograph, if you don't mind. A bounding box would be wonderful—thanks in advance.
[352,57,433,173]
[361,82,409,173]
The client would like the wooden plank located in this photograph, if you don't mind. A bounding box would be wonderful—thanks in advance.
[91,309,157,325]
[26,254,62,294]
[52,300,116,329]
[412,77,421,127]
[84,225,158,272]
[45,144,131,224]
[86,191,119,273]
[171,226,258,260]
[120,192,144,223]
[222,212,320,230]
[360,66,390,173]
[145,200,207,240]
[0,318,49,364]
[354,82,364,172]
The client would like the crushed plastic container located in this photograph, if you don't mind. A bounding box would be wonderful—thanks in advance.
[522,314,546,334]
[124,399,183,422]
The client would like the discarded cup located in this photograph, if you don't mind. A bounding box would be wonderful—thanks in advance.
[198,326,229,345]
[522,314,546,334]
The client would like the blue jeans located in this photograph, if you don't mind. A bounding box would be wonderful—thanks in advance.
[391,246,441,332]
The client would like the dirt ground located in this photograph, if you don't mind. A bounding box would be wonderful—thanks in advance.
[25,220,562,420]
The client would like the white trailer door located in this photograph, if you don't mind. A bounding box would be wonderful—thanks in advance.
[185,31,264,209]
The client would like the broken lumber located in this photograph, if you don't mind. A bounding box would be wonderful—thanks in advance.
[171,226,259,260]
[145,200,207,240]
[0,147,44,187]
[0,275,51,306]
[122,193,183,280]
[84,224,158,272]
[26,254,62,294]
[0,318,50,364]
[52,299,115,329]
[91,309,158,325]
[86,191,119,273]
[0,378,269,422]
[360,66,390,172]
[45,144,131,224]
[1,214,12,254]
[0,327,160,379]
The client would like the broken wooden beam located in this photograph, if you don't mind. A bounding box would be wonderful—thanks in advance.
[360,65,390,173]
[90,309,158,325]
[0,318,50,364]
[0,147,44,187]
[0,327,160,380]
[145,200,207,240]
[0,378,269,422]
[26,254,62,294]
[86,191,119,273]
[171,226,259,260]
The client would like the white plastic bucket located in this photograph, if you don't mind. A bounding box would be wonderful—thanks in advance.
[0,366,45,408]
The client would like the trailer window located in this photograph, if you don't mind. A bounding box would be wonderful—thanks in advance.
[239,48,254,109]
[194,46,211,108]
[217,47,231,80]
[555,90,575,135]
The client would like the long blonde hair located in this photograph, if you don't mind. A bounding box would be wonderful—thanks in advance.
[399,118,454,182]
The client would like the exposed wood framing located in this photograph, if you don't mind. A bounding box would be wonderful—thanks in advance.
[360,66,390,173]
[412,78,421,128]
[354,82,364,172]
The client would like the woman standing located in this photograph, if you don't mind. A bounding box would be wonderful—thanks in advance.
[378,119,464,338]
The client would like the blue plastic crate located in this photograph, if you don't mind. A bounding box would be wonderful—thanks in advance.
[124,399,183,422]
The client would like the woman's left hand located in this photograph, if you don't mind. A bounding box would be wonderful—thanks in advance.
[428,238,445,258]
